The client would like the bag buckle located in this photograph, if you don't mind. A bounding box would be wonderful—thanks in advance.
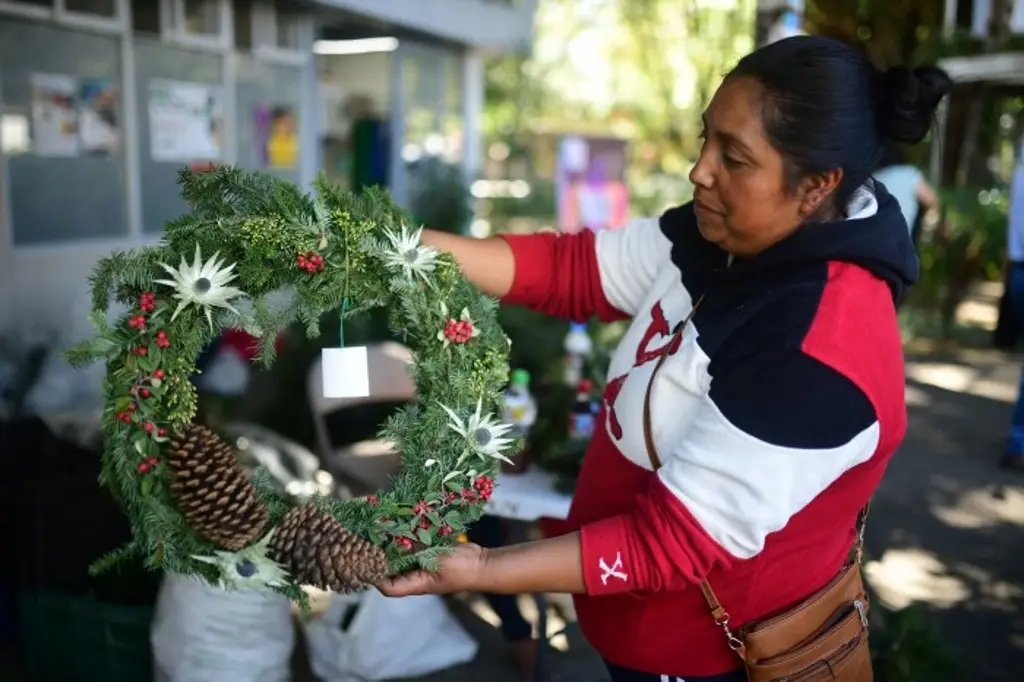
[715,614,744,652]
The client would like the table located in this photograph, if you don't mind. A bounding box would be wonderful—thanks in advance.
[489,468,574,682]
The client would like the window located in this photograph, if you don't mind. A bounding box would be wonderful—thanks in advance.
[250,0,305,59]
[0,0,51,9]
[233,0,253,50]
[163,0,229,48]
[0,19,128,245]
[131,0,160,34]
[273,0,301,50]
[0,0,51,18]
[182,0,221,36]
[62,0,115,17]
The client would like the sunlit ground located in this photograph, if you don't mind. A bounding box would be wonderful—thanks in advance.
[869,341,1024,631]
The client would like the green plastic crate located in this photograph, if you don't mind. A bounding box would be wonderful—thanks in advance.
[17,590,153,682]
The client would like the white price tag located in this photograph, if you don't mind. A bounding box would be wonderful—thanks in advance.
[321,347,370,398]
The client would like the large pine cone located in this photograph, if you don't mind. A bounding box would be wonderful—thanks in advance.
[167,424,268,551]
[269,504,389,593]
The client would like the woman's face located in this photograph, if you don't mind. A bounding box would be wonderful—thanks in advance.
[688,76,840,257]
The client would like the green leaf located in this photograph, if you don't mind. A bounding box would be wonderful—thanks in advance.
[140,475,155,496]
[138,353,157,372]
[444,480,463,493]
[416,528,433,546]
[133,434,149,455]
[427,511,442,526]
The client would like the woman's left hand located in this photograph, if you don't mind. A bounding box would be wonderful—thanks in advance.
[377,542,488,597]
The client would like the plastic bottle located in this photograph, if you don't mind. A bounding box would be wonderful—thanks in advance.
[503,369,538,439]
[568,379,599,441]
[563,322,593,387]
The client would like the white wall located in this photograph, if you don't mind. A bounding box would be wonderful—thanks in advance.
[315,0,536,52]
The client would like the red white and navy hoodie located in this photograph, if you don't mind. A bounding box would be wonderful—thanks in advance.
[499,182,918,677]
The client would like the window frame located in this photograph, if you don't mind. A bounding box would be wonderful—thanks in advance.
[0,0,127,33]
[250,0,309,66]
[161,0,232,52]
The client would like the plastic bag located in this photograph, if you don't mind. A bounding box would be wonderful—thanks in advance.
[304,591,477,681]
[151,573,293,682]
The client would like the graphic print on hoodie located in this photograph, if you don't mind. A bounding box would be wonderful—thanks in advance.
[499,181,918,677]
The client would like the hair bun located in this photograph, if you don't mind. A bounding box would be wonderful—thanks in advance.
[878,65,953,144]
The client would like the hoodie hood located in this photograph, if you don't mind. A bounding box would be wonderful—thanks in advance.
[661,181,919,305]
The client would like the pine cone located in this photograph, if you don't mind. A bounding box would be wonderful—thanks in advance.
[269,504,389,593]
[167,424,268,551]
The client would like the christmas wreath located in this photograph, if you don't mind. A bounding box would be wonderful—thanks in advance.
[65,167,513,600]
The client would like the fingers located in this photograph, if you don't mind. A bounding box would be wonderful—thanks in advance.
[377,571,433,597]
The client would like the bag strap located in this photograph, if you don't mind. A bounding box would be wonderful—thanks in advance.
[641,293,703,471]
[640,293,868,657]
[640,295,749,653]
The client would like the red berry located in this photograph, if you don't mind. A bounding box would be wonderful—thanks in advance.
[148,457,158,465]
[138,463,149,473]
[139,388,151,398]
[156,330,166,338]
[396,537,413,550]
[439,524,454,537]
[297,255,307,266]
[154,369,165,380]
[117,411,131,423]
[419,517,432,530]
[128,403,137,412]
[367,494,379,506]
[157,428,167,437]
[143,421,154,433]
[133,346,147,356]
[413,501,430,516]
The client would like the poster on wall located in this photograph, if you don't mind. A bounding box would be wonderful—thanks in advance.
[148,79,223,162]
[253,103,298,170]
[30,73,79,157]
[78,78,121,156]
[556,135,629,234]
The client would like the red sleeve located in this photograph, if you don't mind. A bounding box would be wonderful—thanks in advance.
[579,478,732,595]
[498,232,629,322]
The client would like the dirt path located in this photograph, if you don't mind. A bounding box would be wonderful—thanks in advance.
[865,349,1024,682]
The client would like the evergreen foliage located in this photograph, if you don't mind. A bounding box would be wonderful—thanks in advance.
[65,167,512,597]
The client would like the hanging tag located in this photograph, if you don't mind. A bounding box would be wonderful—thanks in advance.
[321,347,370,398]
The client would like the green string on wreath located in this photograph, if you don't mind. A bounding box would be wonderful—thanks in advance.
[338,298,349,347]
[339,220,351,347]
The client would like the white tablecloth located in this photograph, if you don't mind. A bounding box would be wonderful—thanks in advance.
[488,468,573,522]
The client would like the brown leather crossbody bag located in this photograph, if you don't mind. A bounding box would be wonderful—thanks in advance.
[642,296,874,682]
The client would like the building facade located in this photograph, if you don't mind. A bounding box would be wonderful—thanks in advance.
[0,0,535,342]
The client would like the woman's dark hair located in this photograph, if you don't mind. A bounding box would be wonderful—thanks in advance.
[728,36,952,205]
[877,140,908,170]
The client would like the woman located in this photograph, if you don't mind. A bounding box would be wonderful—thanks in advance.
[380,36,952,681]
[873,141,940,243]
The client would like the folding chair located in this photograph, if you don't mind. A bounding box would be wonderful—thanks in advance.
[307,342,416,495]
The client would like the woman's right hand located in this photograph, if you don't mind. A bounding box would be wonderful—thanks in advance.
[376,542,489,597]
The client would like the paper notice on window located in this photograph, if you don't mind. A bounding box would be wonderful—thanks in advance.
[30,73,79,157]
[148,80,223,162]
